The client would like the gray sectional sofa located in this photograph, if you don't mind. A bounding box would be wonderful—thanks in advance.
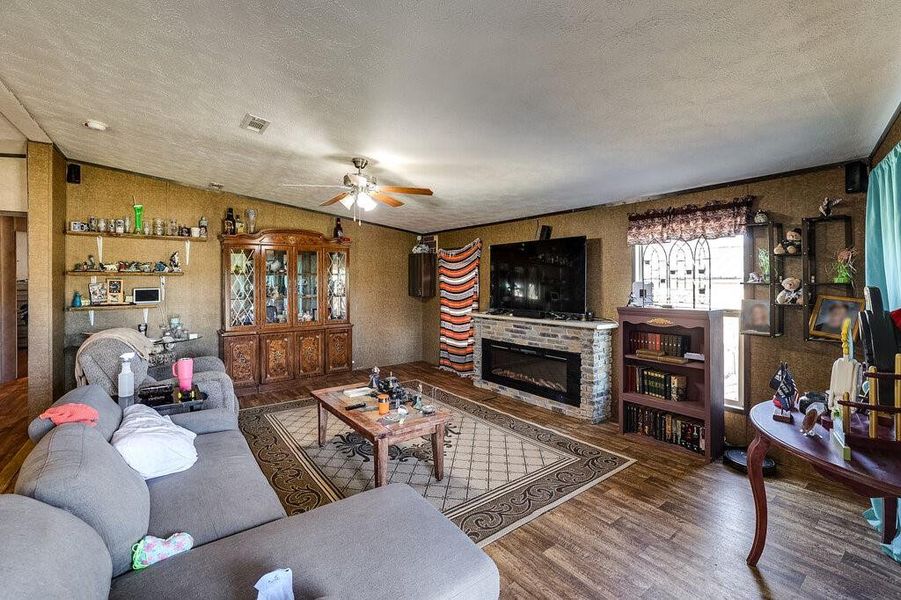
[1,385,500,599]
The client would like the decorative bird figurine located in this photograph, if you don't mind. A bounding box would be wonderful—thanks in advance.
[819,197,842,217]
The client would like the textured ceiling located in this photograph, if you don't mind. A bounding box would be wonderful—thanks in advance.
[1,1,899,233]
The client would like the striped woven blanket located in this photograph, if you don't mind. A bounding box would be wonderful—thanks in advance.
[438,239,481,375]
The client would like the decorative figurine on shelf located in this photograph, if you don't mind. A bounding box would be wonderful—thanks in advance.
[773,228,802,256]
[71,291,83,308]
[102,262,118,272]
[831,247,857,285]
[369,366,380,390]
[819,197,842,218]
[169,251,182,272]
[86,254,97,271]
[198,215,208,238]
[770,361,798,423]
[747,272,764,284]
[775,277,802,305]
[333,218,345,240]
[628,281,654,307]
[154,261,168,273]
[752,210,769,224]
[412,235,430,254]
[245,209,257,234]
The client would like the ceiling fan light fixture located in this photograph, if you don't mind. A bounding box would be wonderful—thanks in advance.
[357,193,377,211]
[339,195,355,209]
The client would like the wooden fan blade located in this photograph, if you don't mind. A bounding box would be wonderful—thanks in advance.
[371,192,404,207]
[281,184,348,188]
[320,192,349,206]
[375,186,433,196]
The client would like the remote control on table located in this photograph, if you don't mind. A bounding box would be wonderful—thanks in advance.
[345,402,366,411]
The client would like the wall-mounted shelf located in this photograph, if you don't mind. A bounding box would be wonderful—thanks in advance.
[66,303,159,312]
[801,215,855,344]
[66,230,207,242]
[742,221,784,336]
[65,271,183,277]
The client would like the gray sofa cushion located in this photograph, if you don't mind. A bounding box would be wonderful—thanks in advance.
[168,407,238,434]
[27,384,123,443]
[0,494,112,600]
[111,484,499,600]
[146,429,285,546]
[15,423,150,577]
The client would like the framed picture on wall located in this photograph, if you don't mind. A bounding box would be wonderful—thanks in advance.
[88,282,107,305]
[741,299,771,335]
[106,278,124,304]
[808,295,865,341]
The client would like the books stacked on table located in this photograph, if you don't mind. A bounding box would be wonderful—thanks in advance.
[624,403,705,454]
[624,366,688,402]
[628,331,689,357]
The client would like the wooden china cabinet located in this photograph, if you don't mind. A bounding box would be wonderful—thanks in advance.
[219,229,352,393]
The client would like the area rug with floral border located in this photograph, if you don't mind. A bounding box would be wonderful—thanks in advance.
[239,380,635,546]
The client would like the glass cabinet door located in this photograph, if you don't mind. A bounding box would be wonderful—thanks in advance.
[297,250,319,324]
[228,247,256,328]
[326,250,348,321]
[264,248,290,325]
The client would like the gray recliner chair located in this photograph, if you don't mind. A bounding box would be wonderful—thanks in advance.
[77,338,239,414]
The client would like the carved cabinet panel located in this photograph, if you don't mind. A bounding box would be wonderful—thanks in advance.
[326,328,352,374]
[296,330,325,378]
[260,333,294,384]
[222,335,258,387]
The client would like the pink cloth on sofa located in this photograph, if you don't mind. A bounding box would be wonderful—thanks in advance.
[39,403,99,427]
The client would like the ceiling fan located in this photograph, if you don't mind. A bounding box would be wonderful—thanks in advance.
[280,157,432,215]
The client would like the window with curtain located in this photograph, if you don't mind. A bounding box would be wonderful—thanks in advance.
[629,197,752,410]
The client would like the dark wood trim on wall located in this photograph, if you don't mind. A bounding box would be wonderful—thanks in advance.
[870,100,901,167]
[0,216,17,383]
[425,160,864,236]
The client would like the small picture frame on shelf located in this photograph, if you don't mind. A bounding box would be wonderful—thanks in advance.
[88,282,107,305]
[741,299,771,334]
[106,278,124,304]
[808,295,864,341]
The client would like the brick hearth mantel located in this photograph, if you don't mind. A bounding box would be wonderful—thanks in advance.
[472,312,617,422]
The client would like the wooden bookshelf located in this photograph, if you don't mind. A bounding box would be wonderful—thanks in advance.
[65,271,183,277]
[617,306,725,461]
[66,230,207,242]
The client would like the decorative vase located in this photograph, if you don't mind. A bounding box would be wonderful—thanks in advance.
[133,204,144,233]
[245,209,257,234]
[71,291,83,307]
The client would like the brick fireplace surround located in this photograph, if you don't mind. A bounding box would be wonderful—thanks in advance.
[472,313,618,422]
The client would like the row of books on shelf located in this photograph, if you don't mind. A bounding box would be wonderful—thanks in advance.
[624,366,687,402]
[628,331,689,357]
[624,404,705,454]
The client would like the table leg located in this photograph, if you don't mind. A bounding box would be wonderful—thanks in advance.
[317,403,327,447]
[746,431,771,566]
[374,438,389,487]
[883,497,898,544]
[432,423,445,482]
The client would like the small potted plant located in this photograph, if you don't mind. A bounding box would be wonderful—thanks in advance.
[831,247,856,285]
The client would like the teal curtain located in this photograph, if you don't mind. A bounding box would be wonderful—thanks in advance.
[864,140,901,562]
[866,142,901,309]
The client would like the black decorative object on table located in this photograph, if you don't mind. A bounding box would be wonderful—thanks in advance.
[769,362,798,423]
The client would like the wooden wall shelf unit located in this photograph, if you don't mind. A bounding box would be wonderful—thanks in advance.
[801,215,854,344]
[617,307,724,461]
[66,230,208,242]
[66,303,159,312]
[219,229,352,393]
[742,221,784,337]
[65,271,183,277]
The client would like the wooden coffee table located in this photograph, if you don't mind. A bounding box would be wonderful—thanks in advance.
[312,383,454,488]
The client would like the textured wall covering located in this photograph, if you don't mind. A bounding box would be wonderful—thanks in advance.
[27,142,68,414]
[422,166,866,446]
[62,164,422,391]
[2,2,900,232]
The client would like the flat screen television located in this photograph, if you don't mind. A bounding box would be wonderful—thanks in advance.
[489,236,587,316]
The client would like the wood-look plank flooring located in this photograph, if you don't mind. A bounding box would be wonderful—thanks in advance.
[3,364,899,598]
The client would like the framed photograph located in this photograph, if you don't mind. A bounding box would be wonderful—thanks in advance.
[106,278,124,304]
[741,299,771,335]
[88,282,107,305]
[808,295,865,341]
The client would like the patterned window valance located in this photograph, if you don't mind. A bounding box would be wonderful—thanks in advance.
[627,196,754,245]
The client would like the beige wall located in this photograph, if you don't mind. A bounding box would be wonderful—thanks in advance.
[27,142,67,414]
[62,163,422,390]
[422,165,866,445]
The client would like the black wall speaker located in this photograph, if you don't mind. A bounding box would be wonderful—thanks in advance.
[844,161,867,194]
[66,163,81,184]
[538,225,552,240]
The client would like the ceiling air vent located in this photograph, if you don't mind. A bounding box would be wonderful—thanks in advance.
[240,113,270,134]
